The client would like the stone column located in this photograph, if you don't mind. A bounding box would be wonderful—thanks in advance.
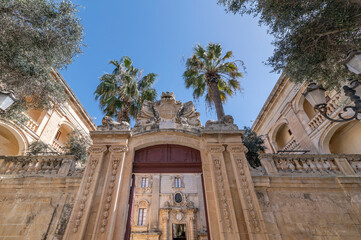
[228,144,269,240]
[160,209,170,240]
[188,209,197,240]
[150,174,160,231]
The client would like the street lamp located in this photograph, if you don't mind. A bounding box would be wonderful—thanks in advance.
[0,90,17,113]
[303,51,361,122]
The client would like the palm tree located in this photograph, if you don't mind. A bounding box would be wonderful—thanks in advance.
[94,57,157,123]
[183,43,243,120]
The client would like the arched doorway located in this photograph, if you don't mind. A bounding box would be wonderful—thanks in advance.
[125,144,209,240]
[0,122,27,155]
[329,121,361,154]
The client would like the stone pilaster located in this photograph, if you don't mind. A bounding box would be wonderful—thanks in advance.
[228,144,269,240]
[64,145,107,239]
[160,209,170,240]
[92,144,128,238]
[205,144,240,240]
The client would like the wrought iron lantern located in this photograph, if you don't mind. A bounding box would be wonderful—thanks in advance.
[0,90,17,113]
[303,51,361,122]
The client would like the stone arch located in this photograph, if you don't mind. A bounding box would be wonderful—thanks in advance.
[130,132,202,152]
[0,120,28,155]
[53,121,74,145]
[320,120,361,154]
[270,119,293,151]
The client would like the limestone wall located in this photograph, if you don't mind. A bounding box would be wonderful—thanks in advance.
[254,153,361,240]
[0,155,82,240]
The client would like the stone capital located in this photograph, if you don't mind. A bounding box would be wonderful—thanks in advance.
[88,145,107,154]
[227,144,248,154]
[109,145,128,153]
[206,145,225,153]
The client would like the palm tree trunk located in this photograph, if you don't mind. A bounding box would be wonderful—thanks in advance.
[209,81,225,120]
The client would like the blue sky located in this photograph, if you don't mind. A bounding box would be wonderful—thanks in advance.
[60,0,280,127]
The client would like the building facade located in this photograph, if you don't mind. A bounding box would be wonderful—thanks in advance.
[0,92,361,240]
[252,75,361,154]
[0,70,96,156]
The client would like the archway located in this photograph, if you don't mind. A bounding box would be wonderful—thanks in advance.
[125,144,209,240]
[329,121,361,154]
[303,99,317,120]
[0,122,27,155]
[275,123,293,150]
[52,123,73,152]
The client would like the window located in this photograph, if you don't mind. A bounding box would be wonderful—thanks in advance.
[174,177,181,188]
[137,208,147,226]
[55,130,62,140]
[141,177,149,188]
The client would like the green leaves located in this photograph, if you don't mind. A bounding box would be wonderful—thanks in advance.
[0,0,84,119]
[183,43,244,119]
[94,57,158,123]
[219,0,361,88]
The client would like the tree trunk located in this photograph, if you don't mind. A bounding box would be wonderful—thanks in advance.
[209,81,225,120]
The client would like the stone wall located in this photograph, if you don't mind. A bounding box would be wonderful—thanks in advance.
[254,154,361,240]
[0,155,82,240]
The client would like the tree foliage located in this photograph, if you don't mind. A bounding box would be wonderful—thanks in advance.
[28,140,51,155]
[218,0,361,88]
[0,0,84,119]
[64,130,91,163]
[94,57,158,123]
[183,43,244,120]
[242,126,265,168]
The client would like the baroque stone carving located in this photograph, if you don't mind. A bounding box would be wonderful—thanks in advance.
[234,156,261,232]
[88,146,107,154]
[228,144,248,154]
[97,116,130,131]
[100,158,121,233]
[133,92,202,132]
[207,145,225,153]
[73,158,99,233]
[213,158,232,232]
[109,145,128,153]
[205,115,238,130]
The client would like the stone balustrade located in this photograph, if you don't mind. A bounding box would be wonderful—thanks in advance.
[259,153,361,176]
[0,155,76,176]
[52,139,66,154]
[281,137,298,151]
[308,95,341,131]
[23,113,39,132]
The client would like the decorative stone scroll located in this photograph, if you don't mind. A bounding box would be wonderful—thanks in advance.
[73,145,106,233]
[212,157,232,232]
[100,144,127,233]
[100,158,121,233]
[97,116,130,131]
[133,92,202,132]
[206,145,225,153]
[205,115,239,130]
[73,157,99,233]
[234,156,262,233]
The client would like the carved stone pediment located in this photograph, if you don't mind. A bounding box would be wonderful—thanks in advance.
[133,92,202,132]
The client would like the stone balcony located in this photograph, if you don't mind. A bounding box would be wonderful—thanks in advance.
[0,154,82,177]
[307,94,341,132]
